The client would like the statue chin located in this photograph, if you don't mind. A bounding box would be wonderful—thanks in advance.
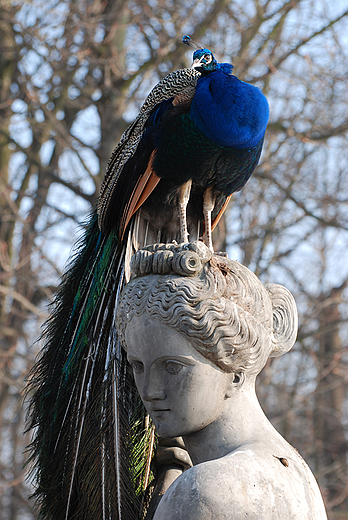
[118,242,327,520]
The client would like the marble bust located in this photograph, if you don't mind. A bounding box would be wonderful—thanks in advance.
[117,242,327,519]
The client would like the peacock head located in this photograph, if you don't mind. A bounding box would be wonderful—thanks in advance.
[191,49,217,73]
[182,35,217,73]
[182,36,233,75]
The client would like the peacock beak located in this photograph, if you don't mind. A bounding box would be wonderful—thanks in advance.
[191,58,202,69]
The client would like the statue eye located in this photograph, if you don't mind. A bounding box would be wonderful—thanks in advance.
[130,361,143,374]
[164,360,185,375]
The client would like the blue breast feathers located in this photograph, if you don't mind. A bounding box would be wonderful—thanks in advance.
[189,69,269,149]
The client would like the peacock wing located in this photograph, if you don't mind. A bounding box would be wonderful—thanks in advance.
[97,68,201,234]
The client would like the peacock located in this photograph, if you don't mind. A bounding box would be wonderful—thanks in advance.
[26,36,269,520]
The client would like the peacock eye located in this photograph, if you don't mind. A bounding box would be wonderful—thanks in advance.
[164,360,185,375]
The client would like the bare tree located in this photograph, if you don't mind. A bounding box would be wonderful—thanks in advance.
[0,0,347,518]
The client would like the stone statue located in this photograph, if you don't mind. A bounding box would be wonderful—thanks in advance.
[117,242,327,519]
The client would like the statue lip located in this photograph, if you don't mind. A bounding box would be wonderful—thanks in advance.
[151,408,170,412]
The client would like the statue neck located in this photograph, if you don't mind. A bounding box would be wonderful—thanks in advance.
[182,380,281,465]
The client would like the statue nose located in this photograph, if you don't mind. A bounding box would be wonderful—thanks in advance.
[142,369,166,402]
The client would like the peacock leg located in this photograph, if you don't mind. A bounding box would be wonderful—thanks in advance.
[178,180,192,243]
[203,187,215,252]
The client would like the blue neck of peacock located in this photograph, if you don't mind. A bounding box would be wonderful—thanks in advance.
[189,70,269,149]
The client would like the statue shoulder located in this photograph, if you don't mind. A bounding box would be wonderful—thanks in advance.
[153,447,327,520]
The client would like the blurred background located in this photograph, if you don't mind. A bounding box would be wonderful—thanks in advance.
[0,0,347,518]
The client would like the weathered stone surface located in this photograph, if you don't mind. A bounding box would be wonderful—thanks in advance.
[117,242,327,519]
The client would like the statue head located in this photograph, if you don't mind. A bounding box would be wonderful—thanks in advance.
[117,242,297,377]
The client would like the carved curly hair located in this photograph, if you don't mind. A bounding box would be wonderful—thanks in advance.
[117,242,297,375]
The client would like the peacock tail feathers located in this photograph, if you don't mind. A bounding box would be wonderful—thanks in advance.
[26,210,154,520]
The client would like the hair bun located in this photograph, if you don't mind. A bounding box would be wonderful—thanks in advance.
[266,283,298,357]
[130,241,212,277]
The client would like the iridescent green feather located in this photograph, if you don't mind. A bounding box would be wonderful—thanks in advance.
[25,210,151,520]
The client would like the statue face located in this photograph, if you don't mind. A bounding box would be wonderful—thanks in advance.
[125,314,232,438]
